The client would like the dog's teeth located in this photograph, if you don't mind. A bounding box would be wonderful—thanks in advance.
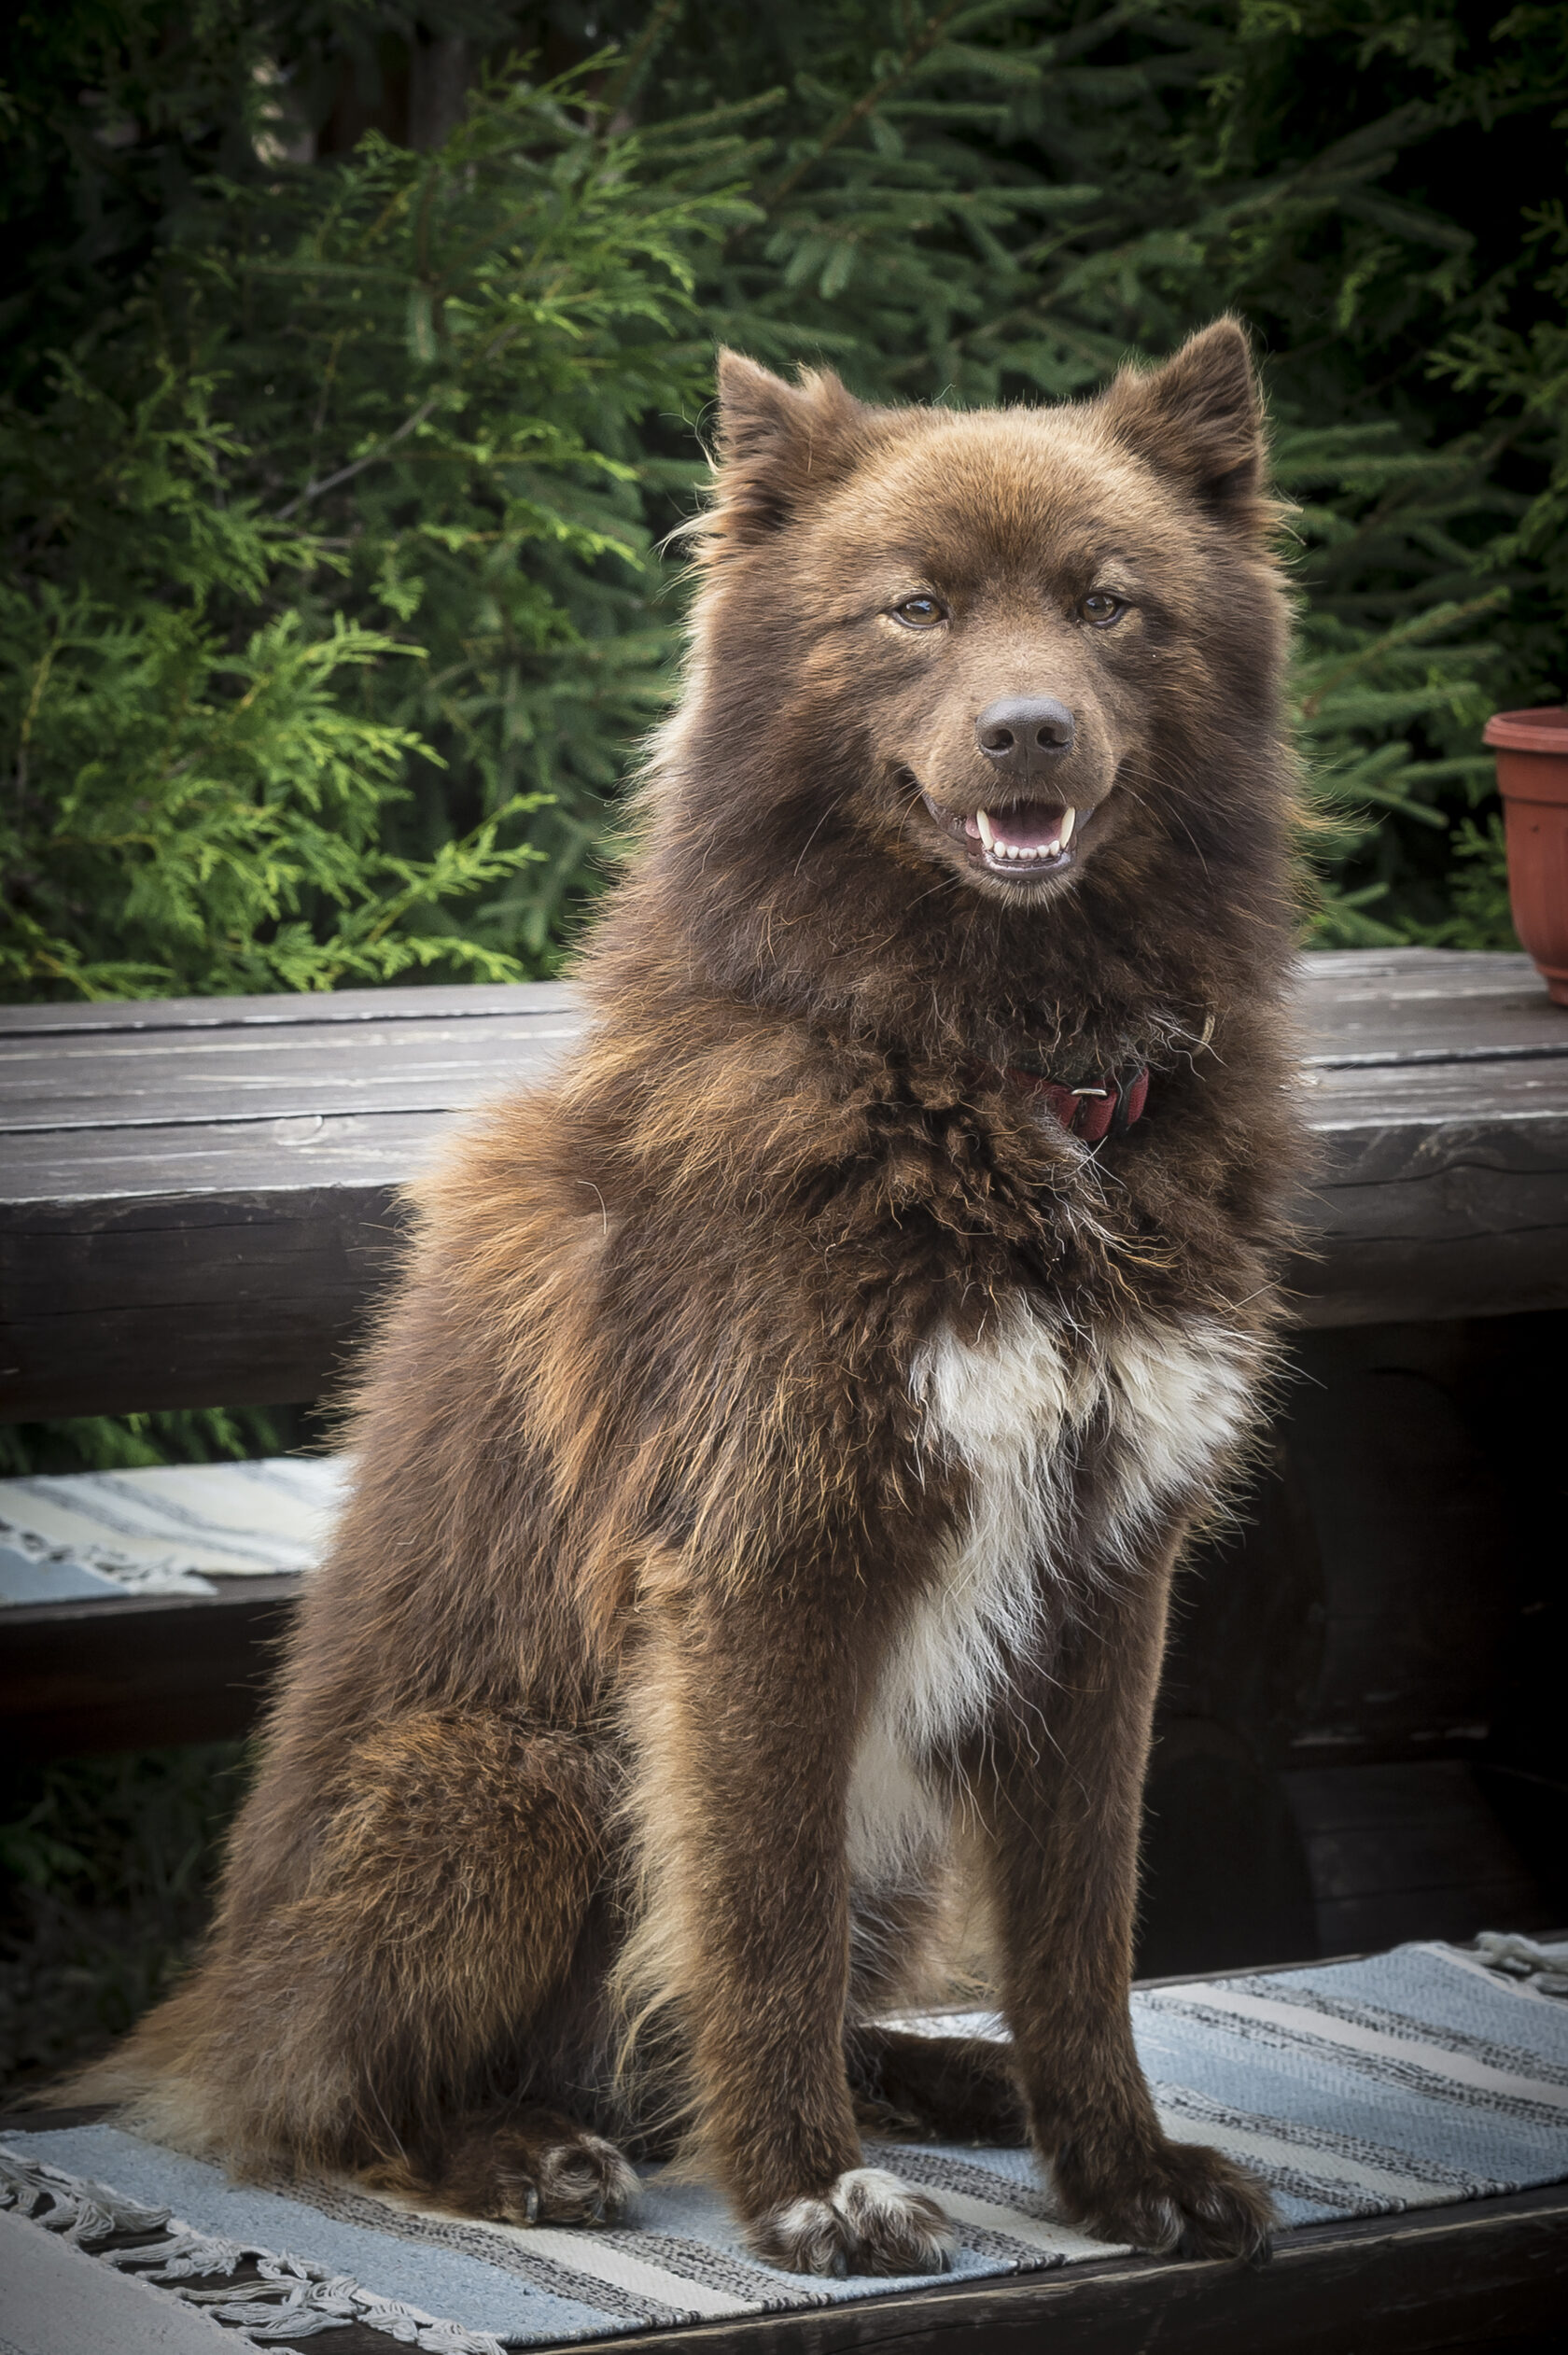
[981,826,1074,865]
[1060,806,1076,846]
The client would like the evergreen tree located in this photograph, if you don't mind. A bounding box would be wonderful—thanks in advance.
[2,34,749,990]
[4,1,1564,986]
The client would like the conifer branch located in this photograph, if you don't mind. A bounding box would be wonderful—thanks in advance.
[758,1,969,216]
[274,395,442,518]
[601,0,686,121]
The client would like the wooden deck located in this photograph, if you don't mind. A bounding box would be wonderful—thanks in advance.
[566,2184,1568,2355]
[3,955,1564,2346]
[3,948,1566,1422]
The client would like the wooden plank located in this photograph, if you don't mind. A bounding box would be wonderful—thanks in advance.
[1288,1096,1568,1326]
[1284,1761,1543,1955]
[9,948,1533,1038]
[7,958,1561,1142]
[1296,947,1527,987]
[1304,1058,1568,1118]
[0,1577,298,1756]
[0,977,576,1036]
[27,1052,1561,1206]
[1297,950,1568,1066]
[5,955,1566,1415]
[0,1010,578,1137]
[0,1183,405,1417]
[1295,947,1539,1004]
[2,1110,441,1203]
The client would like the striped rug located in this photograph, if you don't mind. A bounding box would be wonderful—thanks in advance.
[3,1939,1565,2352]
[0,1458,345,1601]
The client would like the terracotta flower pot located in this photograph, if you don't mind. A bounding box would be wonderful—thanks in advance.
[1482,705,1568,1006]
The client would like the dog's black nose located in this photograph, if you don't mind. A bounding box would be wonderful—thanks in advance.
[975,695,1075,776]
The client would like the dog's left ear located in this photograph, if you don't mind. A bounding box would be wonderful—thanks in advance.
[1099,320,1267,526]
[702,351,869,556]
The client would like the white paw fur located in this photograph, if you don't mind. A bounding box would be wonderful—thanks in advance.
[537,2133,639,2222]
[763,2166,957,2277]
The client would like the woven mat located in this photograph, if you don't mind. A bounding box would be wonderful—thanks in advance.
[4,1939,1567,2352]
[0,1458,345,1602]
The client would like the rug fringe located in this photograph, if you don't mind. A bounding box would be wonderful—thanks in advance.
[0,2142,506,2353]
[1473,1932,1568,1999]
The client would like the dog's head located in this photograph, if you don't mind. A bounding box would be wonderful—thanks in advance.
[674,322,1286,925]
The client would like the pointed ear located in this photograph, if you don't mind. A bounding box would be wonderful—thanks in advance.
[702,351,869,555]
[1098,319,1267,526]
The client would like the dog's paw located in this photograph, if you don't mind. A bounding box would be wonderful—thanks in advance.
[533,2130,640,2226]
[751,2166,957,2278]
[1056,2135,1273,2263]
[413,2118,638,2229]
[851,2027,1029,2147]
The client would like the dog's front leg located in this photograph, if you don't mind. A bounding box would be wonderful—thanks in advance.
[982,1534,1274,2261]
[629,1587,956,2278]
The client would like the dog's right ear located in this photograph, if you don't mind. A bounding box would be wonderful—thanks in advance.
[702,352,867,556]
[1099,320,1268,528]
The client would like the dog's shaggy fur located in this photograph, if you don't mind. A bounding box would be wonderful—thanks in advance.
[86,321,1302,2277]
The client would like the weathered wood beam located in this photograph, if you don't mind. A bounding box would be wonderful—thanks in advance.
[4,955,1565,1419]
[0,1577,299,1757]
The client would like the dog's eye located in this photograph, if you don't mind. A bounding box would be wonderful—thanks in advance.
[1080,590,1127,627]
[889,595,946,630]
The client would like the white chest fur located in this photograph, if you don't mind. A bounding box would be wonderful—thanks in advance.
[845,1299,1254,1887]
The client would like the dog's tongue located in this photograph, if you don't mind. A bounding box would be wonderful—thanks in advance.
[968,800,1064,848]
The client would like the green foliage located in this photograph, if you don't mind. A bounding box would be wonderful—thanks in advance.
[0,1407,281,1479]
[1407,812,1516,950]
[1435,197,1568,662]
[2,48,748,992]
[0,1745,250,2093]
[194,72,755,957]
[3,1,1565,975]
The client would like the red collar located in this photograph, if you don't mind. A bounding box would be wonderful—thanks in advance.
[981,1062,1150,1142]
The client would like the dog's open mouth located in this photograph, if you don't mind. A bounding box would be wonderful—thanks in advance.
[920,790,1076,880]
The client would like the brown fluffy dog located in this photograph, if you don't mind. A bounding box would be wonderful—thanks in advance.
[88,320,1301,2278]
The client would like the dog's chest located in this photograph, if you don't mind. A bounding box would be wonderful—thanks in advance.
[845,1300,1253,1885]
